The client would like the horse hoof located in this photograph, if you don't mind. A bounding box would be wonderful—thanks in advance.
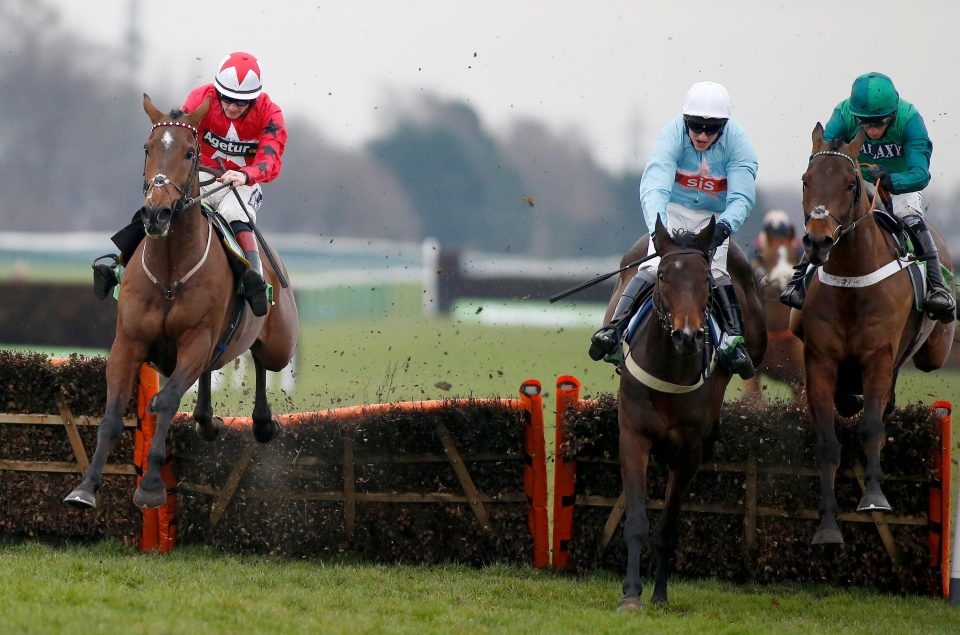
[133,485,167,509]
[617,596,642,611]
[811,527,844,545]
[253,418,279,443]
[857,493,892,513]
[63,488,97,509]
[195,416,222,442]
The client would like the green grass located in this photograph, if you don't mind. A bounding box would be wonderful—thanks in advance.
[188,315,960,415]
[0,541,957,635]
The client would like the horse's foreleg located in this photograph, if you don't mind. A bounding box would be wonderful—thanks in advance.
[857,353,895,512]
[806,352,842,544]
[650,450,701,606]
[64,339,145,509]
[134,354,206,509]
[617,421,651,611]
[192,371,220,441]
[251,354,279,443]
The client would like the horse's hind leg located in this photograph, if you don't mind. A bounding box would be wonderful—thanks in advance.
[650,452,701,606]
[251,355,279,443]
[192,371,221,441]
[617,420,651,611]
[64,340,144,509]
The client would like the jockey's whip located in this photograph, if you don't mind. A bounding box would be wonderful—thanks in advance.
[213,160,289,289]
[549,253,658,303]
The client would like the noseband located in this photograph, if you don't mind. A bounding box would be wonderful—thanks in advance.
[142,120,201,215]
[805,150,876,243]
[653,247,711,334]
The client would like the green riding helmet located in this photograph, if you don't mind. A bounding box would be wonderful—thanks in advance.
[849,72,899,119]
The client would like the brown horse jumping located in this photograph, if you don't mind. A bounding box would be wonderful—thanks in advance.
[64,95,299,510]
[613,216,765,609]
[743,219,805,401]
[792,123,954,544]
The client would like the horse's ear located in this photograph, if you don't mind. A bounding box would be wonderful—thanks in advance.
[811,122,825,151]
[184,98,211,127]
[653,215,670,253]
[143,93,165,124]
[845,128,866,160]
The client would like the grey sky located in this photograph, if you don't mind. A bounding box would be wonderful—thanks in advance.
[56,1,960,195]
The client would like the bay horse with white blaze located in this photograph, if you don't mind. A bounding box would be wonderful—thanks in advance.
[612,216,765,609]
[792,123,954,544]
[64,95,299,510]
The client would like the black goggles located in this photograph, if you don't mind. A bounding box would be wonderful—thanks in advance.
[855,114,893,128]
[219,94,253,107]
[684,116,727,135]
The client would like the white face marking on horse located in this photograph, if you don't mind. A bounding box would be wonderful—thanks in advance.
[809,205,829,220]
[161,131,173,149]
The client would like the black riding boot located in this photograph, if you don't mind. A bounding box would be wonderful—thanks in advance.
[904,215,956,323]
[714,283,756,379]
[92,214,146,300]
[234,228,270,317]
[588,270,655,361]
[779,253,811,309]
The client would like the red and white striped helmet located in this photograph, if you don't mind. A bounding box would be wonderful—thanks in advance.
[214,52,262,100]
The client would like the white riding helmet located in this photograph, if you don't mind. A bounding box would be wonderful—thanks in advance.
[214,52,263,101]
[682,81,732,119]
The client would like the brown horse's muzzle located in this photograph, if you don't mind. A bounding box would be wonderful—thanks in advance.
[140,205,173,238]
[802,231,835,267]
[670,326,705,356]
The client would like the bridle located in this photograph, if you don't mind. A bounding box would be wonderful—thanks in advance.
[142,120,202,216]
[805,150,878,244]
[652,247,711,335]
[140,119,210,301]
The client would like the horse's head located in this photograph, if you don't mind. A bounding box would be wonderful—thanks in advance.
[652,215,714,356]
[800,123,867,266]
[140,94,210,237]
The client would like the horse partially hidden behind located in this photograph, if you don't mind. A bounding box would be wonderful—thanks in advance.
[791,123,954,544]
[64,95,299,510]
[611,216,765,609]
[743,213,805,401]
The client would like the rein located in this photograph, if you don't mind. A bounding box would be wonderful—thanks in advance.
[806,150,880,244]
[622,246,716,393]
[140,119,212,301]
[652,248,710,334]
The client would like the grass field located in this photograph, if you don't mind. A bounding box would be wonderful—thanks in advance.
[181,314,960,417]
[1,541,958,635]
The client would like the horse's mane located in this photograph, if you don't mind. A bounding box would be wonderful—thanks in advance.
[669,228,704,249]
[824,139,845,151]
[168,108,187,119]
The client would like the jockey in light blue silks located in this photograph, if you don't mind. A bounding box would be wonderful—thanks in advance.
[589,81,759,379]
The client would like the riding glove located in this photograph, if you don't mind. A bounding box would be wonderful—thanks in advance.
[866,166,894,193]
[709,220,732,251]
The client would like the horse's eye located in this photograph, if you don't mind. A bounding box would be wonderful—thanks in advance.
[801,177,808,189]
[846,180,856,191]
[185,149,195,160]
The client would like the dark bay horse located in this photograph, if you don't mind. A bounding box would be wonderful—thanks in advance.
[791,123,954,544]
[743,220,805,401]
[612,216,765,609]
[65,95,299,510]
